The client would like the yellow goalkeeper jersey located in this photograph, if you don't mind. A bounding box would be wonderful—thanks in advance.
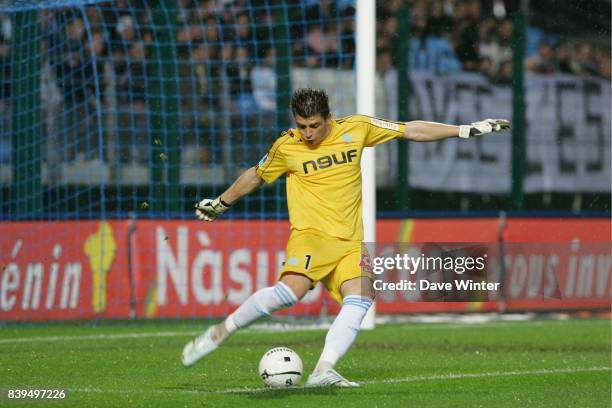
[255,114,405,241]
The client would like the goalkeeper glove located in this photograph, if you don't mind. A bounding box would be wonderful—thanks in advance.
[195,197,231,221]
[459,119,510,139]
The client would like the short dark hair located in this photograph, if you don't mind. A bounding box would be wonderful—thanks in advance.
[290,88,330,118]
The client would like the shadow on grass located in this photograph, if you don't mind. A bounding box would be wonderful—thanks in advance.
[169,384,343,399]
[229,387,341,399]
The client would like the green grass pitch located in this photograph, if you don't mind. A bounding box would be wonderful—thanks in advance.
[0,318,609,407]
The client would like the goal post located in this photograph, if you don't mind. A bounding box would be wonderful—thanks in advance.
[356,0,376,330]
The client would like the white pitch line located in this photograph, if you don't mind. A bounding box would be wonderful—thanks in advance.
[0,319,608,344]
[0,330,201,344]
[0,327,327,344]
[359,366,611,386]
[67,366,610,396]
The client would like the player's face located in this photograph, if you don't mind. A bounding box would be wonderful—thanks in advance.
[295,113,332,147]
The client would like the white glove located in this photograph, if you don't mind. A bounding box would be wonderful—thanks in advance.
[459,119,510,138]
[195,197,231,221]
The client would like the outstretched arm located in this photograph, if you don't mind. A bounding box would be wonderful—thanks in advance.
[196,167,264,221]
[403,119,510,142]
[220,166,264,204]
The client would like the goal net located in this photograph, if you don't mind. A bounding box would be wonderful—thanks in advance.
[0,0,373,321]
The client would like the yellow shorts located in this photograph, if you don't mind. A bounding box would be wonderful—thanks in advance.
[279,229,372,304]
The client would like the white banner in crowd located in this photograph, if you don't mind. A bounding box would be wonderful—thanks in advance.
[523,75,611,192]
[407,73,513,193]
[407,72,611,193]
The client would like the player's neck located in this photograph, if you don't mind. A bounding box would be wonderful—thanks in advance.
[320,120,334,144]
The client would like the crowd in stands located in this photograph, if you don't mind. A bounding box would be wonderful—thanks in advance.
[376,0,610,81]
[0,0,610,167]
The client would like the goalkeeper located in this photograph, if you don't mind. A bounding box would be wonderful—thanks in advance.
[182,88,509,387]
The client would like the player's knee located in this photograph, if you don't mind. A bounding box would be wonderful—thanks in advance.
[358,283,375,301]
[340,276,374,300]
[279,273,312,300]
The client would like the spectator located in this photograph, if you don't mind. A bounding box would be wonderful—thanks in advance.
[573,42,600,77]
[306,24,324,55]
[56,16,90,103]
[453,0,481,71]
[126,41,148,108]
[115,14,137,45]
[195,0,218,22]
[41,38,63,184]
[495,59,513,86]
[526,41,557,74]
[425,0,453,37]
[111,14,138,87]
[338,6,355,68]
[113,14,148,108]
[303,24,323,67]
[203,17,221,55]
[480,18,513,76]
[409,2,461,75]
[377,48,398,120]
[253,8,273,56]
[478,56,494,79]
[593,47,611,79]
[177,0,196,25]
[189,42,219,109]
[224,44,256,114]
[251,47,276,112]
[321,23,341,67]
[177,17,204,56]
[303,0,338,27]
[378,0,403,21]
[555,42,575,74]
[53,14,97,162]
[234,12,255,56]
[180,42,216,167]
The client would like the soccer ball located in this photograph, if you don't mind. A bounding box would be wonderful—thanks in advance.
[258,347,303,387]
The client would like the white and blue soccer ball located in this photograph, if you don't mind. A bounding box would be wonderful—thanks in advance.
[258,347,303,387]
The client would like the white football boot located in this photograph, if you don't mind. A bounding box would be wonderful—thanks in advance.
[305,369,359,388]
[181,326,219,367]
